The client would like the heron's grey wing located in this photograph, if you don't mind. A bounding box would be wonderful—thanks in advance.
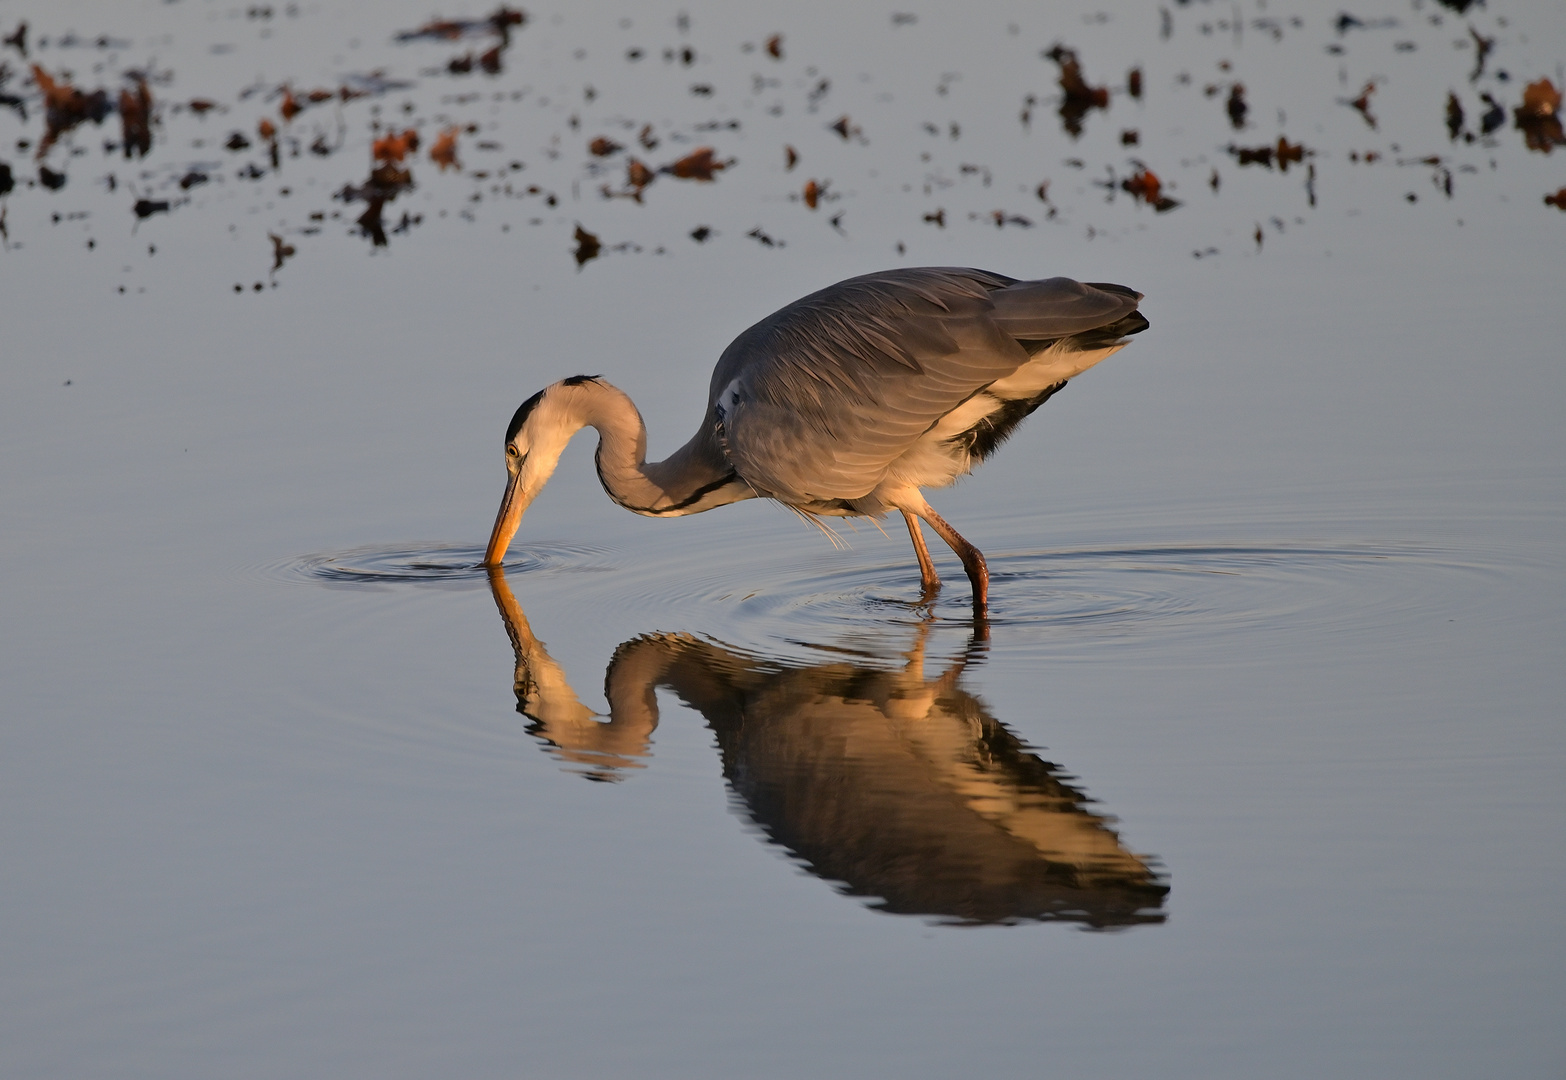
[708,268,1139,503]
[986,277,1143,342]
[709,268,1027,502]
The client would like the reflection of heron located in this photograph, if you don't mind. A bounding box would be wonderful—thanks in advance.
[484,268,1148,615]
[488,570,1167,927]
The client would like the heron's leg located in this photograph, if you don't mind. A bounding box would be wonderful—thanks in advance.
[902,510,941,593]
[916,504,989,617]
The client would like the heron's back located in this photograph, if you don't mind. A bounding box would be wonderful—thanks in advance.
[709,268,1146,508]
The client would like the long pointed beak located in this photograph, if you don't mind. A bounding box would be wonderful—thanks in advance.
[483,468,527,567]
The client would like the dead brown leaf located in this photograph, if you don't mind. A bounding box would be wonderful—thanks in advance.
[430,126,461,171]
[573,224,601,266]
[663,146,730,180]
[1121,167,1180,212]
[373,128,419,163]
[118,76,152,158]
[31,64,111,159]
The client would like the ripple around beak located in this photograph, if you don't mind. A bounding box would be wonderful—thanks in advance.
[258,543,614,587]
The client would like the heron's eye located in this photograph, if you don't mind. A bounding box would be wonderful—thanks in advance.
[506,445,520,459]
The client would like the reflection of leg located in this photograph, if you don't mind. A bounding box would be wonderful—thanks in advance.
[916,504,989,618]
[902,510,940,595]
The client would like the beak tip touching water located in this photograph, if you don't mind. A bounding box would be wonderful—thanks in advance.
[484,470,527,568]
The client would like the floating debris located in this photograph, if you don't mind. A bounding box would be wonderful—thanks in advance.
[1043,44,1109,138]
[1227,137,1308,172]
[118,76,152,158]
[430,126,461,171]
[663,147,730,180]
[32,64,112,159]
[1446,92,1465,141]
[1345,81,1378,130]
[1226,83,1248,129]
[572,223,601,266]
[1514,79,1564,154]
[1121,167,1180,212]
[268,232,295,271]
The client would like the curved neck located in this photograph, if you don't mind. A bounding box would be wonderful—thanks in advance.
[577,381,753,517]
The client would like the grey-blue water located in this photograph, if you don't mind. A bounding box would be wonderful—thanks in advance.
[3,1,1563,1076]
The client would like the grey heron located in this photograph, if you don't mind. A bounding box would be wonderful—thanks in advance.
[484,267,1148,615]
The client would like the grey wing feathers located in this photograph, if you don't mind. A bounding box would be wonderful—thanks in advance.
[710,268,1138,504]
[988,277,1142,340]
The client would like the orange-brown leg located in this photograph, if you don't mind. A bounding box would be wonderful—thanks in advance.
[902,510,941,595]
[915,504,989,618]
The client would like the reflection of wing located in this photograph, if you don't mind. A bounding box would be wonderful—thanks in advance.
[489,571,1167,926]
[645,644,1167,928]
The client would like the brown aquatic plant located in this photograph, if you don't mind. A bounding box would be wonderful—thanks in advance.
[589,136,621,157]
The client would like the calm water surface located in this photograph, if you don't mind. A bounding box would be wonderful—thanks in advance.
[2,1,1563,1076]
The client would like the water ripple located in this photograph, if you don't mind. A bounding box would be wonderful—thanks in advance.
[606,539,1514,660]
[259,542,614,589]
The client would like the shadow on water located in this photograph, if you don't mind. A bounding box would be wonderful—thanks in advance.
[487,568,1168,929]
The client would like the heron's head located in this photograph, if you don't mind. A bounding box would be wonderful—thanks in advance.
[483,376,603,566]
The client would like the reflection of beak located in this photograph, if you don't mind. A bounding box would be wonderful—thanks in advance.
[483,467,526,566]
[485,563,650,778]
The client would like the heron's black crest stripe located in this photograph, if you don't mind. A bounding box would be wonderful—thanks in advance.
[562,374,604,386]
[505,389,546,444]
[955,381,1068,461]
